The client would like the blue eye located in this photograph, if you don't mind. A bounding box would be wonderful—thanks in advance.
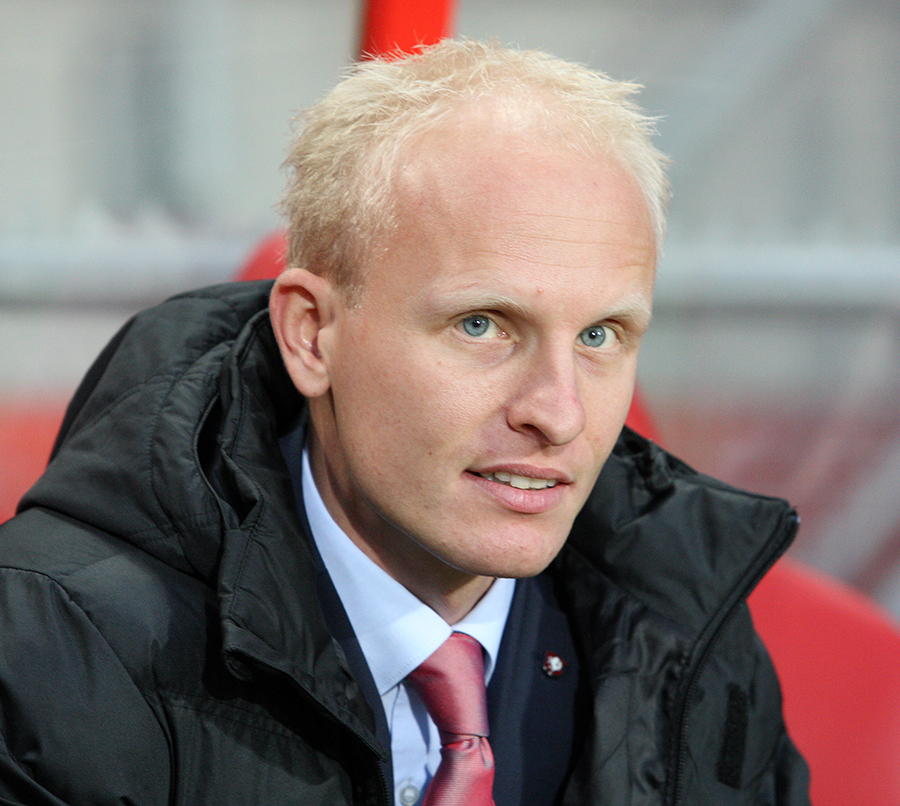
[579,326,609,348]
[461,315,492,337]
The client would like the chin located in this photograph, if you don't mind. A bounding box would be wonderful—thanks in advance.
[497,553,563,579]
[450,534,568,580]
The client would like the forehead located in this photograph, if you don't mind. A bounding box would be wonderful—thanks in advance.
[347,132,657,344]
[378,124,657,285]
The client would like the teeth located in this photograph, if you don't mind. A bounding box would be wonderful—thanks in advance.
[478,471,558,490]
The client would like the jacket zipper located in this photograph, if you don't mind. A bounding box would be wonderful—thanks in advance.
[373,758,391,806]
[670,509,800,805]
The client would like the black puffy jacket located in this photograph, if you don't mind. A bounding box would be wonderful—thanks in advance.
[0,281,809,805]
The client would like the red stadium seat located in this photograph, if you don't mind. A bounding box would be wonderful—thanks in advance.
[626,386,900,806]
[358,0,454,58]
[237,230,287,281]
[749,558,900,806]
[0,400,66,523]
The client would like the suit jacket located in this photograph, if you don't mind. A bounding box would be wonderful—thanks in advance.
[319,555,588,806]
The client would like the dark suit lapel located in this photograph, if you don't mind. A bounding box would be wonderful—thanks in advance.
[488,573,589,806]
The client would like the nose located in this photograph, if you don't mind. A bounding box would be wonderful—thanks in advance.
[505,346,587,446]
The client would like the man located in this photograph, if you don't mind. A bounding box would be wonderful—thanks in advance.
[0,40,808,805]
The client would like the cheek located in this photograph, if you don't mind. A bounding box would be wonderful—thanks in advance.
[378,335,496,416]
[332,341,479,464]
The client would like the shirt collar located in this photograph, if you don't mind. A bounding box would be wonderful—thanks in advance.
[301,446,515,696]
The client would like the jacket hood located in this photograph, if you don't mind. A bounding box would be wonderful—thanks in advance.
[18,279,384,752]
[21,281,298,580]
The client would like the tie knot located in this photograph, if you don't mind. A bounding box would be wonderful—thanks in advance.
[407,632,490,740]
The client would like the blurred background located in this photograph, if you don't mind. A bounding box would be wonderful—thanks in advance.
[2,0,899,618]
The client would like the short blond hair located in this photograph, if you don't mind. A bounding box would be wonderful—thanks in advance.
[280,39,669,295]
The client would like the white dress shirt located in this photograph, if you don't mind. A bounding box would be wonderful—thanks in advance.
[301,448,515,806]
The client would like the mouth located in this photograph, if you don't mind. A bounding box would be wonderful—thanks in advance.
[473,471,559,490]
[467,466,569,515]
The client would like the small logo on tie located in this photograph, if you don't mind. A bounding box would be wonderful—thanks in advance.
[542,651,565,677]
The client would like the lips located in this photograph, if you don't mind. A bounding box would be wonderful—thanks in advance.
[475,470,558,490]
[466,465,570,515]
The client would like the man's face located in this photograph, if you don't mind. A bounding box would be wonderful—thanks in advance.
[304,129,656,614]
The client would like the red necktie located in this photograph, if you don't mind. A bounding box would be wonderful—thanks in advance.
[406,632,496,806]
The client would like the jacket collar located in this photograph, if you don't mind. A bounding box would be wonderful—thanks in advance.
[564,427,797,633]
[209,305,385,756]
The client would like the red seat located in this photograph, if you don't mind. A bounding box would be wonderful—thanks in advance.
[0,400,66,523]
[625,391,900,806]
[749,558,900,806]
[237,230,287,282]
[358,0,454,58]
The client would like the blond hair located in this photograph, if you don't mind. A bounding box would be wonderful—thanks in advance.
[280,39,669,296]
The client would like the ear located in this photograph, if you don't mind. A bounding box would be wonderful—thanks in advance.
[269,268,337,398]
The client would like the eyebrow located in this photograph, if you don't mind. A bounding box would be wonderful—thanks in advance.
[604,291,653,331]
[432,291,531,318]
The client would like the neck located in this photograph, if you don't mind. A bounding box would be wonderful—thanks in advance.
[306,431,495,625]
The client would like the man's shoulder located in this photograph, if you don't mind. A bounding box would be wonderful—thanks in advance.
[0,509,188,804]
[0,506,214,686]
